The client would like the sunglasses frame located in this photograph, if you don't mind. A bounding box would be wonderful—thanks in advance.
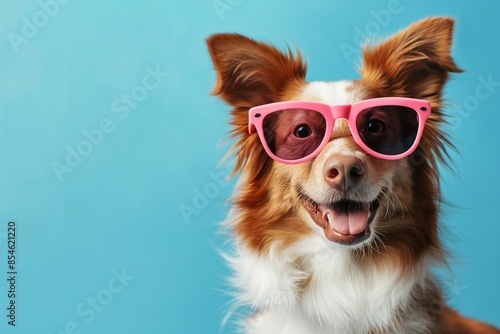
[248,97,431,164]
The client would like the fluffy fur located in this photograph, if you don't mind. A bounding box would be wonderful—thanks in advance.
[208,17,500,334]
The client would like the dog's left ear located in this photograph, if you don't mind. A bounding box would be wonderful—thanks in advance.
[360,17,462,102]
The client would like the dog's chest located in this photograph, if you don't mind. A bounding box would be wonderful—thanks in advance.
[300,259,415,332]
[235,245,423,333]
[301,253,415,332]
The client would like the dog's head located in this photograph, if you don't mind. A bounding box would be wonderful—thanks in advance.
[207,17,461,269]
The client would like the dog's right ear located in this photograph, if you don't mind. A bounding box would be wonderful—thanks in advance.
[207,34,307,176]
[207,33,307,108]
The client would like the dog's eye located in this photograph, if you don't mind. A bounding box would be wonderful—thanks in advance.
[294,124,312,138]
[367,120,386,134]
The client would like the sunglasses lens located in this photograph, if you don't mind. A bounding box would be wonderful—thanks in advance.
[263,109,327,161]
[356,106,419,155]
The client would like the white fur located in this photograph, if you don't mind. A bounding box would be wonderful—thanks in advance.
[225,227,433,334]
[298,81,363,105]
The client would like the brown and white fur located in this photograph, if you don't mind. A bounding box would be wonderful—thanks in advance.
[207,17,500,334]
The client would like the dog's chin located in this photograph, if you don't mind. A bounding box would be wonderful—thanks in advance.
[299,190,381,247]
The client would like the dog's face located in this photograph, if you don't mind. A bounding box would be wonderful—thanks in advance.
[208,17,461,266]
[275,82,406,247]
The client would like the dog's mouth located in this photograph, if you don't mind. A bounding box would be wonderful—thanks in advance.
[299,190,381,246]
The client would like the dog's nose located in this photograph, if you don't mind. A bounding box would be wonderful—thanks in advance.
[323,154,364,191]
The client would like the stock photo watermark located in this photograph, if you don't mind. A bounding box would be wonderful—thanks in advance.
[213,0,243,21]
[449,74,500,130]
[7,0,73,54]
[3,221,17,327]
[178,162,234,224]
[339,0,408,65]
[49,267,134,334]
[51,64,169,182]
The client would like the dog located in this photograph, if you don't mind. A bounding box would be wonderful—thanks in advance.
[207,17,500,334]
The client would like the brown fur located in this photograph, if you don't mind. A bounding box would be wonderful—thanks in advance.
[207,34,310,251]
[357,17,463,273]
[207,17,499,333]
[441,307,500,334]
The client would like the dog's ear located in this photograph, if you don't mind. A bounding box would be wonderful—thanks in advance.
[207,33,307,107]
[360,17,462,102]
[207,34,307,176]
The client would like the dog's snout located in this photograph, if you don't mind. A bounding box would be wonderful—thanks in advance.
[323,154,364,191]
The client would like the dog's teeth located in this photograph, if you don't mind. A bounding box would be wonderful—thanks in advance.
[325,212,331,223]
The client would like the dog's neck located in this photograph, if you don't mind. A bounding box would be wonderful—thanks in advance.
[228,234,440,334]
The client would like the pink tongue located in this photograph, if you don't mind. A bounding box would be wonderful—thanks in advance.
[320,205,370,235]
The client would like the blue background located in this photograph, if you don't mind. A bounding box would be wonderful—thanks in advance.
[0,0,499,333]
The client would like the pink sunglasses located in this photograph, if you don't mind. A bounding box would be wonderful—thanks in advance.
[248,97,431,164]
